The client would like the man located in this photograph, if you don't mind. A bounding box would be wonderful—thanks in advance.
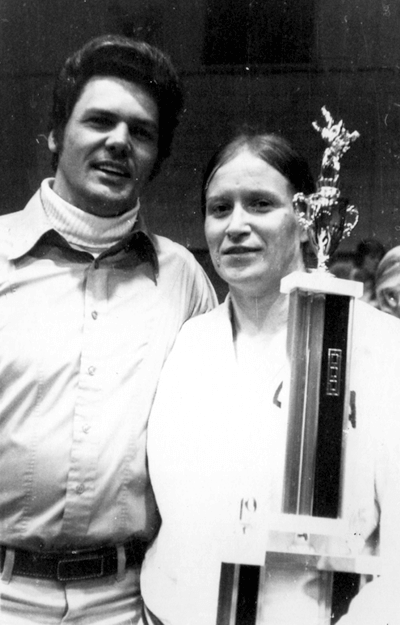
[0,34,217,624]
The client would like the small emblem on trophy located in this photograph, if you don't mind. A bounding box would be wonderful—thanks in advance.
[293,107,360,271]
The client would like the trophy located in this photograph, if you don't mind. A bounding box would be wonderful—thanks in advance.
[216,109,380,625]
[293,106,360,272]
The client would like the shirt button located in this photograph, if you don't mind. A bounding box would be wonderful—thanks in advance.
[91,311,98,320]
[88,366,96,376]
[76,484,85,495]
[82,424,90,434]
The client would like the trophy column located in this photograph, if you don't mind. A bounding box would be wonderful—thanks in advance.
[278,272,364,624]
[281,271,362,520]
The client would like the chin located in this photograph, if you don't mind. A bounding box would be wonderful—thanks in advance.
[87,191,135,216]
[233,273,282,297]
[223,263,262,283]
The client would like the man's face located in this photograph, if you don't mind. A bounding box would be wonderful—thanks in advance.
[204,149,306,299]
[49,76,159,217]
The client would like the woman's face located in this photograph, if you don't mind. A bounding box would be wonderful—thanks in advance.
[377,274,400,318]
[204,148,306,298]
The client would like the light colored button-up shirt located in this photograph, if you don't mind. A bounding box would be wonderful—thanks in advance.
[0,182,217,551]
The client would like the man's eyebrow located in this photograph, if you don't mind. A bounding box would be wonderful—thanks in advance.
[84,107,158,128]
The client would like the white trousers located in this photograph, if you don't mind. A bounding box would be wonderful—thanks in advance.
[0,566,143,624]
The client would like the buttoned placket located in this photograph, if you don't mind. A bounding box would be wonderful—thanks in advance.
[61,257,109,537]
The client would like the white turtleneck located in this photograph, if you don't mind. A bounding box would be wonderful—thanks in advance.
[40,178,140,256]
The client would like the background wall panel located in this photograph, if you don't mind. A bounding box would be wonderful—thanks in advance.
[0,0,399,256]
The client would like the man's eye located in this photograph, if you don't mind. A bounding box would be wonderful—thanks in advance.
[89,116,111,128]
[131,125,157,142]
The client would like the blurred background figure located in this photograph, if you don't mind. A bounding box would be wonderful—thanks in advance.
[351,239,386,305]
[329,259,355,280]
[375,245,400,318]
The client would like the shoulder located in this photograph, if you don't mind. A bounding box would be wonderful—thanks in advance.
[352,299,400,370]
[155,302,229,372]
[351,299,400,425]
[0,191,42,237]
[151,234,199,268]
[148,302,231,440]
[0,191,50,262]
[150,234,218,307]
[353,299,400,349]
[175,301,228,341]
[0,208,30,256]
[0,208,27,234]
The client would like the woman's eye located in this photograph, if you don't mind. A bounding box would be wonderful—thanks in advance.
[250,199,272,212]
[207,204,231,217]
[384,289,399,305]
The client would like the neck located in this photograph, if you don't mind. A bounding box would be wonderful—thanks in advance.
[229,287,291,379]
[228,264,307,368]
[41,178,140,254]
[230,286,290,339]
[229,256,306,340]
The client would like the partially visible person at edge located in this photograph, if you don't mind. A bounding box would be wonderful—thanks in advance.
[375,245,400,319]
[0,34,217,625]
[140,132,400,625]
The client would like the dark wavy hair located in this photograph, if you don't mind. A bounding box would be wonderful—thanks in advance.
[49,34,184,178]
[201,132,315,217]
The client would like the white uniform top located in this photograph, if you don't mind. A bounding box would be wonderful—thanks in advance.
[141,296,400,625]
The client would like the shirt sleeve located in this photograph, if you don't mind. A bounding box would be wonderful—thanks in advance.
[185,252,219,315]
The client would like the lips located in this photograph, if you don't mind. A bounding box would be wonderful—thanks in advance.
[223,246,261,255]
[93,161,131,178]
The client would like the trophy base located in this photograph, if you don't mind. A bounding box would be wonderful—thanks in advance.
[217,516,379,625]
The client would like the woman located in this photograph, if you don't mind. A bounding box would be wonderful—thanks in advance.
[140,133,400,625]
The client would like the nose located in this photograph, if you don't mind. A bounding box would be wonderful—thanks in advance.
[105,122,131,156]
[226,204,251,239]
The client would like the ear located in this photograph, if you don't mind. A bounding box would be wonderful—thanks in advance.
[48,130,58,154]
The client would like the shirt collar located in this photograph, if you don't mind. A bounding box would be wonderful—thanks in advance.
[6,185,158,274]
